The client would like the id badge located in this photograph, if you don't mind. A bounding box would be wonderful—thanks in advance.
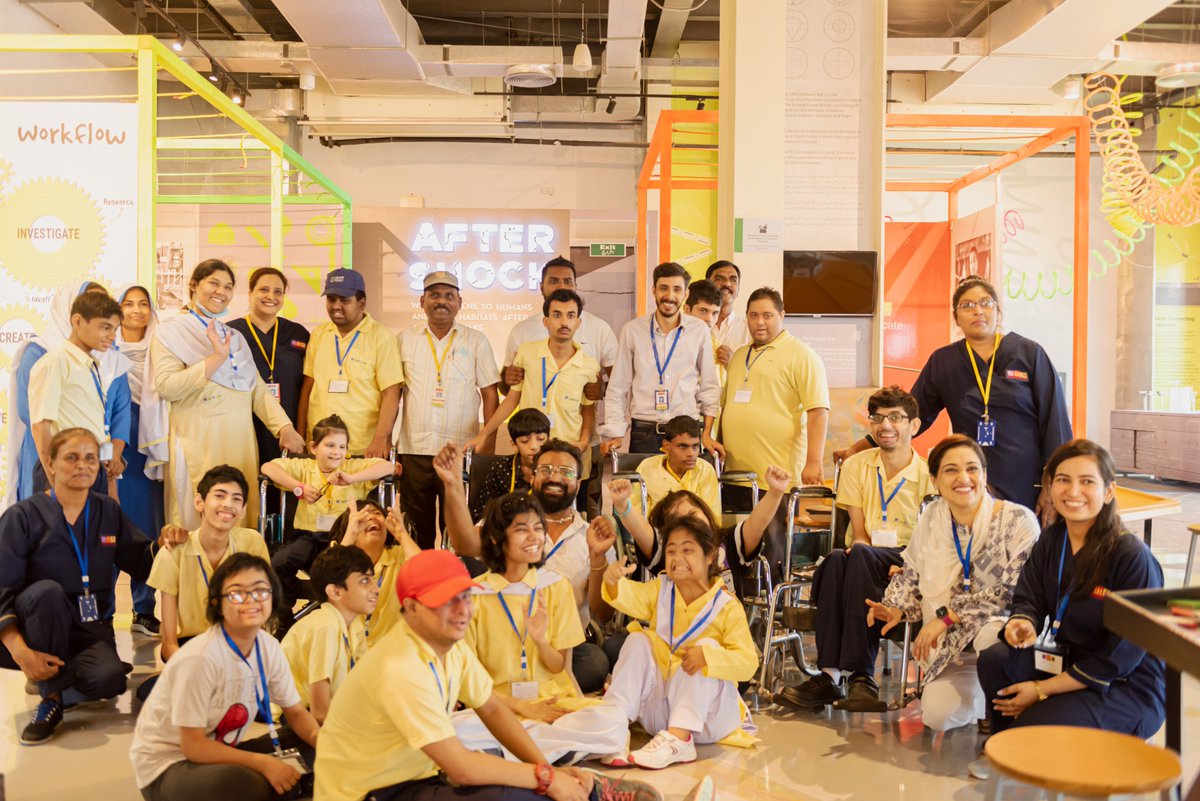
[734,388,752,404]
[278,748,311,775]
[328,379,350,394]
[1034,641,1067,675]
[315,513,339,531]
[432,384,447,407]
[99,441,114,462]
[78,592,99,623]
[871,527,899,548]
[977,418,997,446]
[266,382,281,400]
[511,681,539,702]
[654,388,670,411]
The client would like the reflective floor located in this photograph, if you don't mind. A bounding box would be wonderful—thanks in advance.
[3,476,1198,801]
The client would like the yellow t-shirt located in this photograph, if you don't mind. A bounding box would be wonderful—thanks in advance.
[361,545,406,647]
[147,527,269,638]
[835,447,935,547]
[303,314,404,454]
[313,617,494,801]
[511,339,599,445]
[27,344,110,443]
[466,568,584,706]
[720,330,830,488]
[281,603,365,710]
[266,457,389,532]
[635,455,720,516]
[711,333,727,387]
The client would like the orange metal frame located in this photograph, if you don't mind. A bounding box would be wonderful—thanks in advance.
[637,109,719,313]
[885,114,1091,434]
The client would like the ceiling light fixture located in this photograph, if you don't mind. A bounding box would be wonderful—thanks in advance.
[1157,62,1200,90]
[696,98,705,110]
[572,2,592,71]
[171,34,185,52]
[606,96,617,114]
[231,89,244,105]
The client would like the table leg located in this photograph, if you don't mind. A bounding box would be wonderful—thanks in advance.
[1145,519,1153,548]
[1167,666,1181,753]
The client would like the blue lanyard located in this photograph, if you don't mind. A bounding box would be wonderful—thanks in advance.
[742,345,768,382]
[364,569,386,638]
[87,363,111,437]
[52,491,92,594]
[428,660,454,713]
[220,625,281,755]
[335,331,361,376]
[951,520,975,592]
[189,310,237,375]
[1049,536,1071,641]
[541,357,559,408]
[545,532,569,563]
[668,587,722,654]
[876,469,907,524]
[342,632,356,670]
[196,543,233,588]
[497,587,538,674]
[650,323,684,386]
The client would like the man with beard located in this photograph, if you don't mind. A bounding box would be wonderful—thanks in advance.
[600,262,722,457]
[396,272,500,549]
[435,439,613,694]
[706,260,750,370]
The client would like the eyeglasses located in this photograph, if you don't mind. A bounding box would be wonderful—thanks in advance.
[535,464,578,480]
[868,413,911,424]
[223,588,272,604]
[956,298,997,312]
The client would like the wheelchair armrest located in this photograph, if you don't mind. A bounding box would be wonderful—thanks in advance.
[719,471,757,485]
[612,471,643,484]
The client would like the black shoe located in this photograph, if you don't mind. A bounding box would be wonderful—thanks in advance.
[833,674,887,712]
[20,698,64,745]
[774,672,844,709]
[131,613,161,637]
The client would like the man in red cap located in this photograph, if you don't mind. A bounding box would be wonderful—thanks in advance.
[314,549,702,801]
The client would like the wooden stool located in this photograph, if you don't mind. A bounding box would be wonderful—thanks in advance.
[983,726,1181,800]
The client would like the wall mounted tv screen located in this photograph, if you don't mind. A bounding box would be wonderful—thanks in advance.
[782,250,878,315]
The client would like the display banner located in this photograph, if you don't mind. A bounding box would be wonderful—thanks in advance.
[356,208,570,364]
[0,101,139,503]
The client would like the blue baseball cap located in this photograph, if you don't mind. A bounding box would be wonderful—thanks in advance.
[322,269,365,298]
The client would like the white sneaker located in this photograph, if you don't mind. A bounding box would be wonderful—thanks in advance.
[683,776,716,801]
[968,758,991,780]
[628,730,697,770]
[600,752,633,767]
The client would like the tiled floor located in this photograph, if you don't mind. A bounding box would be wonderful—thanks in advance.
[3,477,1198,801]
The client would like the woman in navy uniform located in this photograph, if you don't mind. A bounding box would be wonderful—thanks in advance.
[976,439,1164,744]
[838,275,1071,516]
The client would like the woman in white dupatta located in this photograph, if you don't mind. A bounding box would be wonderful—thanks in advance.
[867,434,1039,732]
[147,260,305,528]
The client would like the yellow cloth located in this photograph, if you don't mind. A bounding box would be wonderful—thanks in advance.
[361,545,407,647]
[266,457,388,532]
[27,344,110,443]
[147,527,269,638]
[304,314,404,454]
[720,331,830,488]
[281,603,365,710]
[511,339,599,445]
[835,448,935,547]
[635,455,720,516]
[711,333,727,387]
[314,617,494,801]
[150,337,292,528]
[466,568,585,707]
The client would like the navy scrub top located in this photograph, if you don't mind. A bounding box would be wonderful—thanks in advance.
[228,316,309,462]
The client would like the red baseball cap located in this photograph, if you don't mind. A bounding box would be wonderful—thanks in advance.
[395,550,479,608]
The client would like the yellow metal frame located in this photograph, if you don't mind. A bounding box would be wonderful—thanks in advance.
[0,33,353,287]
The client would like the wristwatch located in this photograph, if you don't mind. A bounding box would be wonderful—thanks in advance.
[533,763,554,795]
[935,606,955,628]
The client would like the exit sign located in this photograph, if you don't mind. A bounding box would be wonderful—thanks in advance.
[590,243,626,257]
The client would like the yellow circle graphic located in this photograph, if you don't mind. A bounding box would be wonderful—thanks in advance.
[0,304,45,372]
[0,177,105,289]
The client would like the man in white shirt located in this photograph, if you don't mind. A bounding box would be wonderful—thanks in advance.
[706,260,750,369]
[396,271,500,549]
[600,262,722,457]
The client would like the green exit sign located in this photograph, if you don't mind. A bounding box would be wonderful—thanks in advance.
[590,243,626,258]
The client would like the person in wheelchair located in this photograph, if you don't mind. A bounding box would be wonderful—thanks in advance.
[863,435,1038,731]
[635,415,720,515]
[468,409,549,521]
[776,386,934,711]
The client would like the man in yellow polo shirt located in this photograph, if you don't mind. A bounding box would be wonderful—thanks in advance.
[635,416,720,514]
[300,269,403,458]
[719,287,829,504]
[776,386,934,714]
[313,549,669,801]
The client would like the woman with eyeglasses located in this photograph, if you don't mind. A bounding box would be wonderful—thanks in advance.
[837,275,1071,517]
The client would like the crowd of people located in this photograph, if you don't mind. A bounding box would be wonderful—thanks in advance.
[0,255,1167,800]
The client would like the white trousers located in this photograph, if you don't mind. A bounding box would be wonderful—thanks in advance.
[917,619,1004,732]
[602,632,745,743]
[452,703,629,765]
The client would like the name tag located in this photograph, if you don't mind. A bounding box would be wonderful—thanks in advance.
[511,681,539,702]
[99,441,113,462]
[78,592,99,623]
[1034,642,1066,675]
[432,384,447,407]
[977,419,997,446]
[265,382,281,400]
[315,513,339,531]
[733,388,752,404]
[328,379,350,394]
[654,388,670,411]
[278,748,311,775]
[871,527,899,548]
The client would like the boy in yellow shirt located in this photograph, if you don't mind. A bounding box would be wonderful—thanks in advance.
[281,544,378,722]
[148,465,269,662]
[635,416,720,514]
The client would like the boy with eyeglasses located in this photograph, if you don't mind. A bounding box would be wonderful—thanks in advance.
[776,386,935,713]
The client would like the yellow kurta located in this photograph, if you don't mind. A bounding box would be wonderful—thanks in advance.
[361,544,407,647]
[466,568,585,708]
[151,337,292,528]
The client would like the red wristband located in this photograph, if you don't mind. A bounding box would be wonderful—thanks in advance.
[534,763,554,795]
